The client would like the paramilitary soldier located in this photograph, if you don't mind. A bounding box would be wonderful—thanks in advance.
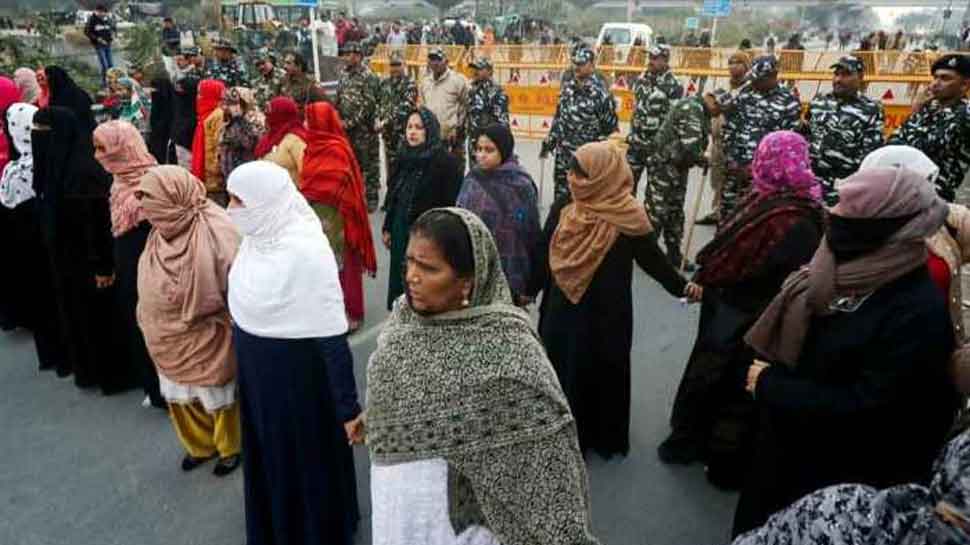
[647,91,720,269]
[627,44,684,196]
[721,55,800,218]
[336,41,383,212]
[250,49,286,111]
[466,57,510,165]
[541,45,618,200]
[377,51,417,187]
[889,53,970,203]
[206,37,247,88]
[801,55,884,205]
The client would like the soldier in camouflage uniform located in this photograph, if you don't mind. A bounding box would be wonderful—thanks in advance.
[336,41,383,211]
[889,54,970,203]
[541,46,618,200]
[206,38,247,88]
[250,49,286,111]
[466,57,510,166]
[721,56,801,218]
[378,52,417,185]
[626,44,684,196]
[281,51,328,113]
[647,92,718,268]
[801,56,884,206]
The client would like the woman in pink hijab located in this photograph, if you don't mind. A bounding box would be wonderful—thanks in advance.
[93,120,165,409]
[13,68,40,106]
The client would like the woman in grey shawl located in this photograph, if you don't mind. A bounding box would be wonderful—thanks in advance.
[731,431,970,545]
[364,207,600,545]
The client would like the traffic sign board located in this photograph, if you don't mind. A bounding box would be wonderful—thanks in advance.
[701,0,732,17]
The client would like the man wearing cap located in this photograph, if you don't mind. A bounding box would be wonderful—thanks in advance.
[378,52,417,182]
[281,50,328,113]
[627,44,684,196]
[466,57,510,165]
[889,53,970,202]
[646,91,718,268]
[250,50,286,111]
[541,45,619,199]
[174,46,201,83]
[206,37,247,88]
[801,55,884,205]
[419,47,470,162]
[721,55,800,217]
[336,41,383,211]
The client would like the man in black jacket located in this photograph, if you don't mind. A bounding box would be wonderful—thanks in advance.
[84,4,115,85]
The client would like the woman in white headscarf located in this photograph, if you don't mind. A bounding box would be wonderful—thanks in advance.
[226,161,363,545]
[860,145,970,396]
[0,102,64,370]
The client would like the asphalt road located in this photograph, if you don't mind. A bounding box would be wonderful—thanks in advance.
[0,140,738,545]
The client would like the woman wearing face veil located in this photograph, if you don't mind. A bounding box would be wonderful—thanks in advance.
[32,106,129,392]
[43,66,96,132]
[227,161,363,545]
[0,102,64,370]
[733,167,961,536]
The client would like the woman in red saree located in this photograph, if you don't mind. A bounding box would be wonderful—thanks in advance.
[301,101,376,331]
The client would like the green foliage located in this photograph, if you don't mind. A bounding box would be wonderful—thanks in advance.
[121,23,161,69]
[0,32,101,93]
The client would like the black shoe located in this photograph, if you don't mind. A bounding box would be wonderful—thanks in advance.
[696,212,720,226]
[181,453,216,472]
[213,454,241,477]
[657,434,704,465]
[705,462,746,491]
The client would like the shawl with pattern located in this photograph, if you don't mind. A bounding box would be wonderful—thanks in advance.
[366,207,600,545]
[94,120,158,237]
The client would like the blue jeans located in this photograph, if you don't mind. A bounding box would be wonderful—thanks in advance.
[95,45,113,84]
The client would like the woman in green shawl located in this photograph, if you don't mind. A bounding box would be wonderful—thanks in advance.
[364,207,601,545]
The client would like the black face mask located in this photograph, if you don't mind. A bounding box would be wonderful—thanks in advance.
[826,211,918,262]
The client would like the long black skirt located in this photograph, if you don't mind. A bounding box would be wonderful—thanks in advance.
[114,222,163,405]
[235,326,359,545]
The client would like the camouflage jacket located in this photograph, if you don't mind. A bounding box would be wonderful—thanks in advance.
[802,92,884,199]
[544,76,618,153]
[379,74,418,132]
[336,65,382,134]
[723,84,801,166]
[467,78,510,137]
[650,96,711,168]
[889,98,970,202]
[205,58,247,88]
[628,70,684,148]
[282,73,328,110]
[250,67,286,110]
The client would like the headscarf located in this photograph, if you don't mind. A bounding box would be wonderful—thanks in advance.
[397,107,442,163]
[0,103,38,209]
[745,167,948,367]
[94,121,158,237]
[223,86,265,133]
[136,165,240,387]
[301,101,376,274]
[479,123,515,164]
[0,77,22,172]
[14,68,40,105]
[253,96,307,159]
[367,207,600,545]
[190,79,225,180]
[31,106,108,202]
[35,68,48,108]
[148,77,176,164]
[227,161,348,339]
[731,431,970,545]
[116,77,149,126]
[549,141,653,304]
[751,131,821,201]
[44,66,95,132]
[860,145,940,186]
[105,67,127,89]
[384,107,444,221]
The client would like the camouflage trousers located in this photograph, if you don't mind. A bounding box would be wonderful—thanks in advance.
[348,128,381,209]
[552,146,577,201]
[719,166,752,220]
[382,126,405,191]
[626,144,653,197]
[818,176,840,207]
[645,159,689,261]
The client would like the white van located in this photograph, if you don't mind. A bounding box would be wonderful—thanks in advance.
[596,23,653,63]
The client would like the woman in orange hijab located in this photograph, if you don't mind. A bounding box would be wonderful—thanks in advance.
[301,101,376,331]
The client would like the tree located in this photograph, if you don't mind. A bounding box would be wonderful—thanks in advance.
[426,0,464,17]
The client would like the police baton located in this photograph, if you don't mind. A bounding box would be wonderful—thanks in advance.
[681,164,709,274]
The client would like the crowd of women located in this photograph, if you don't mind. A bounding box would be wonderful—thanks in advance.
[1,61,969,545]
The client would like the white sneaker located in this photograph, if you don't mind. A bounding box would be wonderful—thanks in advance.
[141,395,151,408]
